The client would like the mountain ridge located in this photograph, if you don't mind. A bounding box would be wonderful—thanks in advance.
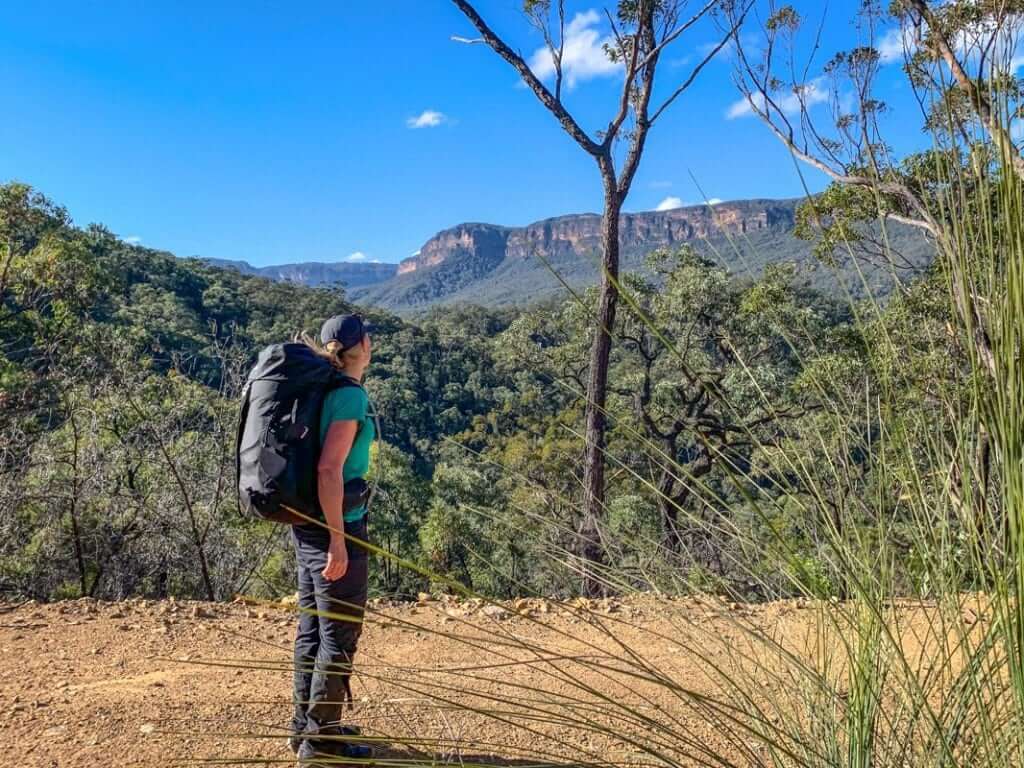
[199,257,397,289]
[201,198,934,313]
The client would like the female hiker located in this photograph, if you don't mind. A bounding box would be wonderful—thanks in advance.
[290,313,377,765]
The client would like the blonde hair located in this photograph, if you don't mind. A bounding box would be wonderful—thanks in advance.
[298,332,366,372]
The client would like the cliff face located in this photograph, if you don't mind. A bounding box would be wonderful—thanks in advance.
[398,223,511,276]
[396,200,795,276]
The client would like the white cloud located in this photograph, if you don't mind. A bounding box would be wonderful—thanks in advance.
[649,180,673,189]
[124,235,142,245]
[726,98,754,119]
[655,196,685,211]
[528,10,619,88]
[726,77,829,119]
[877,26,919,65]
[407,110,448,129]
[654,196,723,211]
[345,251,368,262]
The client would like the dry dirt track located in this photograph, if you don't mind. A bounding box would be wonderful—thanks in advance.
[0,594,976,768]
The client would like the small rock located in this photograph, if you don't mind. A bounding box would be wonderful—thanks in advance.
[140,723,156,735]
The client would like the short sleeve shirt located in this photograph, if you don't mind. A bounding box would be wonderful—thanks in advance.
[319,384,375,519]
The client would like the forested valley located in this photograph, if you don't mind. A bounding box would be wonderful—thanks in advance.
[0,180,957,604]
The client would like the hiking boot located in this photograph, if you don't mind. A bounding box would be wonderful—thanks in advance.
[289,725,362,755]
[295,728,371,766]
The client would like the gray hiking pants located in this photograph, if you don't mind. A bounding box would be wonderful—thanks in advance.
[291,516,369,742]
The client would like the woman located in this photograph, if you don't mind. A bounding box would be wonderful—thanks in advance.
[290,313,376,765]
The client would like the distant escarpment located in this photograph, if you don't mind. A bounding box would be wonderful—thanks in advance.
[356,198,915,311]
[201,198,934,313]
[201,258,397,290]
[394,200,793,279]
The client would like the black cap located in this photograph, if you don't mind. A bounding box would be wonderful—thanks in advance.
[320,314,373,350]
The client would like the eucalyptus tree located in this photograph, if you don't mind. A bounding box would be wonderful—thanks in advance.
[612,250,830,557]
[728,1,1023,359]
[727,0,1024,560]
[450,0,750,594]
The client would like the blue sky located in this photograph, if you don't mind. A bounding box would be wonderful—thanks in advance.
[2,1,932,266]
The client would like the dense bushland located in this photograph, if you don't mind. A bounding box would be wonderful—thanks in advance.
[0,177,962,606]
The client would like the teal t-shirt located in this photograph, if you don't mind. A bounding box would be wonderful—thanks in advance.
[320,384,375,521]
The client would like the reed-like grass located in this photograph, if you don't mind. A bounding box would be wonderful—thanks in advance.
[189,76,1024,768]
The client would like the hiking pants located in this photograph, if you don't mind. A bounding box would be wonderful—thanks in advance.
[291,516,369,741]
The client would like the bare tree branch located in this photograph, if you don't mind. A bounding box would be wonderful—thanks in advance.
[650,4,751,125]
[450,0,603,157]
[906,0,1024,177]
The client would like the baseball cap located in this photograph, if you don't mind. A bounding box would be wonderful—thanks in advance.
[319,313,374,351]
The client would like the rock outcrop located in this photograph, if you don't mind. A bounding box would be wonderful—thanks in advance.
[396,200,795,276]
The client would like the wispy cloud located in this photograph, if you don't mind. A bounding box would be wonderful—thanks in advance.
[876,26,919,65]
[649,180,674,190]
[407,110,449,129]
[877,19,1024,69]
[528,10,619,88]
[655,196,685,211]
[124,235,142,245]
[653,196,723,211]
[726,77,829,119]
[345,251,368,262]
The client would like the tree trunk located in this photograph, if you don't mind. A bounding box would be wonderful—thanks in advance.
[657,470,684,553]
[67,412,88,597]
[578,181,621,597]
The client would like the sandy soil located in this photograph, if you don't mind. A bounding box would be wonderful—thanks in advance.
[0,593,977,768]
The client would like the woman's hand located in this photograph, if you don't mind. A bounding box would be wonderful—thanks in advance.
[323,534,349,581]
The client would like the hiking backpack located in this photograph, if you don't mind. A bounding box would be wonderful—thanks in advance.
[236,342,361,525]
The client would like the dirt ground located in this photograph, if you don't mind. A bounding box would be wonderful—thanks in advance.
[0,593,975,768]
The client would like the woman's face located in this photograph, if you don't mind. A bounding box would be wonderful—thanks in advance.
[362,333,372,362]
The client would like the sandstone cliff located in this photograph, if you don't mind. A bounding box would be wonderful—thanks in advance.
[396,200,795,277]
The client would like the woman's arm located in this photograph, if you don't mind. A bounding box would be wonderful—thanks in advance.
[318,419,358,581]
